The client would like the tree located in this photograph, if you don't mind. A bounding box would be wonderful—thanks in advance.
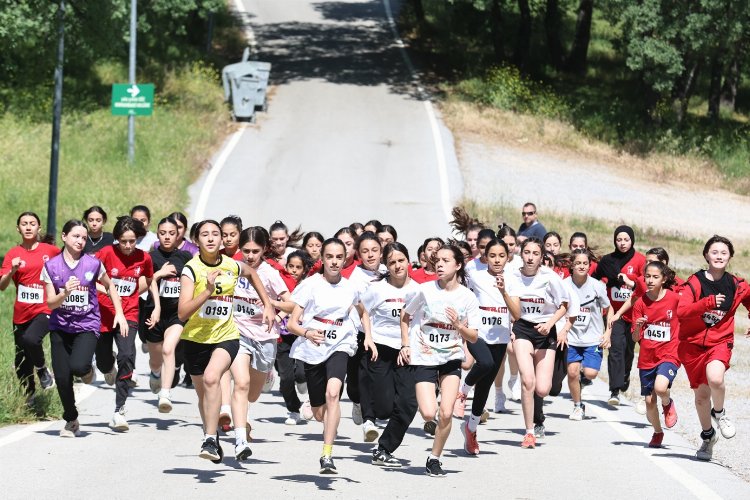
[564,0,593,74]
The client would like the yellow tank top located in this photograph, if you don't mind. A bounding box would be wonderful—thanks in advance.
[181,255,241,344]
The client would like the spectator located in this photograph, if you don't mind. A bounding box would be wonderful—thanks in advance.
[517,202,547,243]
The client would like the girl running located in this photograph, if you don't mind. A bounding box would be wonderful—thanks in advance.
[95,216,154,431]
[450,206,484,260]
[82,206,114,254]
[0,212,60,401]
[157,212,199,256]
[303,231,324,264]
[632,261,681,448]
[220,215,243,259]
[677,235,750,461]
[363,220,383,234]
[464,229,495,276]
[569,232,598,276]
[333,227,359,278]
[287,237,374,474]
[495,223,521,407]
[145,216,194,413]
[269,220,302,266]
[457,238,519,455]
[177,220,273,462]
[564,249,610,421]
[130,205,158,251]
[410,237,444,284]
[400,245,481,477]
[509,238,570,449]
[363,242,420,467]
[377,225,398,247]
[42,219,127,437]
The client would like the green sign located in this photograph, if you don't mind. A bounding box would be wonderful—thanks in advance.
[111,83,154,116]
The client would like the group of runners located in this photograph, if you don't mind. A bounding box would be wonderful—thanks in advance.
[2,203,748,477]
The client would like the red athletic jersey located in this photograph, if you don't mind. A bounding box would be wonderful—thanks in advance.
[588,260,598,277]
[409,267,439,284]
[603,252,646,322]
[633,290,681,369]
[554,266,570,279]
[96,245,153,327]
[342,260,360,279]
[633,275,686,298]
[1,243,60,324]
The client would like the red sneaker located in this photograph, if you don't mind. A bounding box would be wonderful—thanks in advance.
[219,412,232,433]
[453,392,467,419]
[521,433,536,449]
[461,421,479,455]
[662,400,678,429]
[648,432,664,448]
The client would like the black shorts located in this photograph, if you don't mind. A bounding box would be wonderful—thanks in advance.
[183,339,240,376]
[411,359,463,384]
[304,351,349,408]
[513,319,557,350]
[144,309,186,343]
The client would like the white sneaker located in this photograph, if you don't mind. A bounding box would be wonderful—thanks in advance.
[149,372,161,394]
[712,410,736,439]
[569,404,585,421]
[608,391,621,406]
[635,397,647,415]
[480,409,490,423]
[158,391,173,414]
[110,408,129,432]
[352,402,363,425]
[363,420,379,442]
[301,400,314,420]
[234,441,252,461]
[262,370,275,393]
[60,420,80,438]
[494,391,507,413]
[296,381,308,395]
[510,378,522,401]
[696,430,719,461]
[285,412,302,425]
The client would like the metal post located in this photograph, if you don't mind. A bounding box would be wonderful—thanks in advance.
[47,0,65,238]
[127,0,137,165]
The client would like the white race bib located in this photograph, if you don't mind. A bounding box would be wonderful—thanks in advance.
[159,278,180,298]
[610,287,632,302]
[17,284,44,304]
[479,306,506,327]
[112,278,137,297]
[310,316,344,344]
[574,309,591,328]
[422,321,458,348]
[702,310,725,327]
[62,289,89,308]
[643,324,670,342]
[233,297,263,321]
[199,298,232,320]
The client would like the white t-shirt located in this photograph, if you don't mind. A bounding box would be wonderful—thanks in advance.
[289,274,360,365]
[362,278,420,350]
[564,276,610,346]
[510,266,570,323]
[136,231,158,252]
[465,257,487,278]
[404,281,481,366]
[348,265,385,330]
[466,269,520,344]
[233,261,289,341]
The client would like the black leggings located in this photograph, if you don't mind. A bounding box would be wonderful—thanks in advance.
[347,331,374,418]
[50,330,98,422]
[608,319,635,392]
[95,321,137,410]
[13,314,50,395]
[372,344,418,454]
[465,339,506,417]
[276,335,306,412]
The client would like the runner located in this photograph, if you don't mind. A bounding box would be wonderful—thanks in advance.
[410,237,443,284]
[177,220,274,462]
[363,242,420,467]
[364,220,383,234]
[377,225,398,247]
[495,223,521,406]
[677,235,750,461]
[400,245,481,477]
[464,228,495,275]
[130,205,158,251]
[82,206,115,254]
[287,237,374,474]
[632,261,681,448]
[563,249,610,421]
[450,206,485,260]
[457,238,519,455]
[269,220,302,266]
[592,225,645,406]
[42,219,128,437]
[334,227,359,279]
[348,222,365,237]
[145,216,194,413]
[509,238,570,449]
[157,212,199,256]
[220,215,243,259]
[132,204,159,354]
[569,231,598,276]
[0,212,60,402]
[543,231,562,257]
[303,231,324,264]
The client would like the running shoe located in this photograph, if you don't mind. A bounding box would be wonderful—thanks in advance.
[453,391,467,419]
[461,421,479,455]
[301,400,314,420]
[319,456,337,474]
[37,367,55,390]
[534,424,545,439]
[662,399,678,429]
[712,409,736,439]
[171,368,181,389]
[149,372,161,394]
[607,391,621,406]
[696,430,719,461]
[372,448,401,467]
[234,441,253,461]
[648,432,664,448]
[296,381,308,394]
[521,433,536,449]
[127,378,138,388]
[246,425,253,442]
[569,404,585,421]
[635,396,647,415]
[262,370,275,393]
[425,457,446,477]
[423,419,437,437]
[363,420,379,442]
[110,407,129,432]
[104,365,117,386]
[59,420,80,438]
[182,373,193,389]
[158,392,173,414]
[199,436,221,461]
[493,390,506,413]
[219,412,232,433]
[285,412,302,425]
[480,409,490,423]
[510,378,522,401]
[81,368,96,385]
[352,403,363,425]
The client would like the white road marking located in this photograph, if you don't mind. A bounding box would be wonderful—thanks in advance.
[194,127,245,221]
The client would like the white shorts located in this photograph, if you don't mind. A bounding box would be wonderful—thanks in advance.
[238,337,277,372]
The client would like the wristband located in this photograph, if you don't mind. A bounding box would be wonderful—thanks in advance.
[401,345,410,350]
[303,330,308,339]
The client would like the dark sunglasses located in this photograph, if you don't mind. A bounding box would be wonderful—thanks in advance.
[522,211,535,216]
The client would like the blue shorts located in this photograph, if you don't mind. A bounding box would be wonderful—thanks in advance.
[639,362,679,396]
[566,345,603,371]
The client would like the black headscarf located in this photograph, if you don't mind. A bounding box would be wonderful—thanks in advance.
[593,225,636,286]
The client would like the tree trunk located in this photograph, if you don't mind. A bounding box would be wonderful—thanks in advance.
[514,0,532,72]
[707,55,723,123]
[544,0,564,69]
[673,60,699,124]
[564,0,593,74]
[720,57,739,114]
[489,0,504,62]
[411,0,425,24]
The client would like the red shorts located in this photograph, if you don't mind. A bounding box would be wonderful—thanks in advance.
[678,341,733,389]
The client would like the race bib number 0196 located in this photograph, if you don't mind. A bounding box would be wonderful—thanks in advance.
[18,284,44,304]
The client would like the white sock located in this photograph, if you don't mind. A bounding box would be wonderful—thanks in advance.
[204,433,213,441]
[158,388,170,398]
[428,453,439,461]
[461,382,472,395]
[234,428,246,446]
[152,370,161,377]
[468,413,480,432]
[220,404,231,415]
[526,428,534,435]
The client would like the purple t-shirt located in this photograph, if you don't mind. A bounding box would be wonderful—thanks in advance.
[153,240,199,256]
[43,253,104,334]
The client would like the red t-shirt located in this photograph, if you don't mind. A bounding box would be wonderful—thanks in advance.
[633,289,681,369]
[633,274,686,299]
[1,243,60,324]
[342,260,360,279]
[410,267,439,284]
[96,245,153,328]
[604,252,646,322]
[554,266,570,279]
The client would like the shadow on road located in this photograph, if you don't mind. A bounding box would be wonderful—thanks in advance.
[272,473,361,490]
[163,466,255,483]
